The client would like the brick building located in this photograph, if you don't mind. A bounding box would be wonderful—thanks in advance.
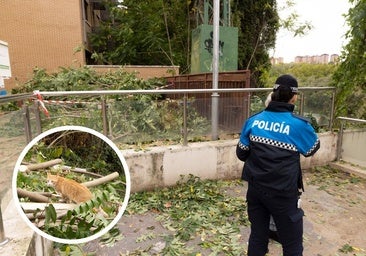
[0,0,88,90]
[0,0,178,92]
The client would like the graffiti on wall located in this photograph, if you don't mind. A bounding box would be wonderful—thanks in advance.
[190,25,238,73]
[204,31,224,56]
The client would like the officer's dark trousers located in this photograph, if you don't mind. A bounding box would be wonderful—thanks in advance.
[246,184,304,256]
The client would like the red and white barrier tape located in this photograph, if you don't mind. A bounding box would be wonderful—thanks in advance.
[32,91,95,117]
[33,90,49,118]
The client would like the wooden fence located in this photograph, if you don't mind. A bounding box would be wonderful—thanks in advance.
[165,70,251,133]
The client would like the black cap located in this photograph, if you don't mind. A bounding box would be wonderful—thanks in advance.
[273,74,298,93]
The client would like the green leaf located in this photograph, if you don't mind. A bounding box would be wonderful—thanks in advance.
[45,204,57,224]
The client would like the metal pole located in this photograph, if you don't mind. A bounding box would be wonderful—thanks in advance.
[299,92,305,116]
[34,100,42,135]
[204,0,209,25]
[329,90,336,131]
[23,105,32,143]
[183,94,188,146]
[0,199,9,246]
[246,93,251,119]
[211,0,220,140]
[336,120,344,161]
[101,99,109,137]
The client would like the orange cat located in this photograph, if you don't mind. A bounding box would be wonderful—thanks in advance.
[47,173,93,203]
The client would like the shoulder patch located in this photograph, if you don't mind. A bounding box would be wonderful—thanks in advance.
[291,113,311,123]
[248,110,264,119]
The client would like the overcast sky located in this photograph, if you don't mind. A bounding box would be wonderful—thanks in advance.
[271,0,351,62]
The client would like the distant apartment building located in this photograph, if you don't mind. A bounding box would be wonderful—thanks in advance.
[329,54,340,63]
[270,57,284,65]
[271,54,339,65]
[294,54,339,64]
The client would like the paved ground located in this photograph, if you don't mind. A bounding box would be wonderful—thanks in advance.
[81,165,366,256]
[1,131,366,256]
[0,136,26,200]
[0,134,32,256]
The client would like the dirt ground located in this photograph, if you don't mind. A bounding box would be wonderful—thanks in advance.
[1,133,366,256]
[0,136,26,200]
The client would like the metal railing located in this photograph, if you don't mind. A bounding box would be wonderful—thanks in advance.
[0,86,336,146]
[0,93,35,104]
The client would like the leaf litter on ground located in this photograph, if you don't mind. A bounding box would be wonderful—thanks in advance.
[74,165,366,255]
[123,174,249,255]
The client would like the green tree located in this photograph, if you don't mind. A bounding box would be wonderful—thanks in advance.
[269,63,337,87]
[231,0,313,87]
[269,63,338,129]
[276,0,312,37]
[332,0,366,119]
[231,0,279,87]
[88,6,136,65]
[89,0,282,79]
[89,0,191,71]
[88,0,311,88]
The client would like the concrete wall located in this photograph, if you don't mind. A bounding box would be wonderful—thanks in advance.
[26,234,53,256]
[123,132,338,193]
[341,129,366,167]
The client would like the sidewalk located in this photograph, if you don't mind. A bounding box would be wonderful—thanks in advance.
[0,189,34,256]
[0,135,33,256]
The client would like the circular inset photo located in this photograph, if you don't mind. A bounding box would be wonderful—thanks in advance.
[12,126,130,244]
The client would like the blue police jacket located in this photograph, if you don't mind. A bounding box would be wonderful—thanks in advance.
[236,101,320,193]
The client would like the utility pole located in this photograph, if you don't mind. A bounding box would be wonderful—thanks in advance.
[211,0,220,140]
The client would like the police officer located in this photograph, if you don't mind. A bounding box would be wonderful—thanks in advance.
[236,74,320,256]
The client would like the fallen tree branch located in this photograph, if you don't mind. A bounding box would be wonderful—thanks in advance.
[17,188,50,203]
[82,172,119,187]
[22,202,74,221]
[39,192,53,197]
[21,202,76,212]
[60,165,103,178]
[20,159,63,172]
